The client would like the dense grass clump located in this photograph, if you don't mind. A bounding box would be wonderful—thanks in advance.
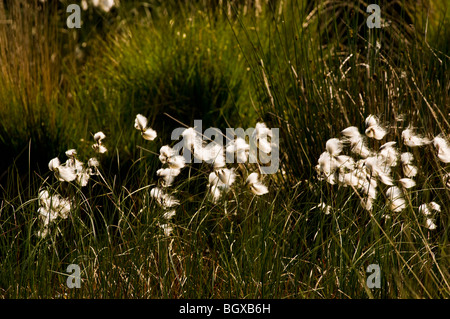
[0,0,449,298]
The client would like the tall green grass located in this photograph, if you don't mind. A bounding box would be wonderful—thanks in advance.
[0,0,449,298]
[231,0,449,182]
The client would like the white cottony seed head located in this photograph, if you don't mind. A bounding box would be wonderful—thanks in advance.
[246,172,269,195]
[399,178,416,189]
[425,218,437,230]
[48,157,60,171]
[386,186,406,212]
[142,128,157,141]
[92,143,107,154]
[93,131,106,143]
[88,157,99,168]
[56,165,77,182]
[400,152,414,165]
[365,115,379,128]
[134,114,148,131]
[215,168,236,186]
[341,126,361,138]
[433,135,450,163]
[167,155,186,169]
[150,187,180,208]
[365,115,387,140]
[402,127,431,147]
[162,209,176,220]
[65,149,77,158]
[157,168,181,187]
[419,202,441,216]
[325,138,342,157]
[159,145,176,164]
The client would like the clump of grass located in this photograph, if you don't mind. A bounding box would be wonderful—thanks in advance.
[230,0,449,184]
[0,1,66,176]
[228,0,450,297]
[72,6,257,145]
[0,0,122,183]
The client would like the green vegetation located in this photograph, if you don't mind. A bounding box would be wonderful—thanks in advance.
[0,0,448,298]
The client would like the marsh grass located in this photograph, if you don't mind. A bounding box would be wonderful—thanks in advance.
[0,0,449,298]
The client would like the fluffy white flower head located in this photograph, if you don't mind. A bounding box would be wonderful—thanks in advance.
[341,126,361,138]
[399,178,416,189]
[92,143,107,154]
[246,172,269,195]
[252,122,274,154]
[134,114,148,131]
[142,128,157,141]
[94,131,106,143]
[65,149,77,158]
[167,155,186,169]
[159,145,175,163]
[325,138,342,157]
[135,114,157,141]
[48,157,61,171]
[377,142,399,167]
[433,135,450,163]
[226,137,250,163]
[157,168,181,187]
[215,168,236,186]
[425,218,437,230]
[386,186,406,212]
[150,187,180,208]
[402,127,431,147]
[365,115,387,140]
